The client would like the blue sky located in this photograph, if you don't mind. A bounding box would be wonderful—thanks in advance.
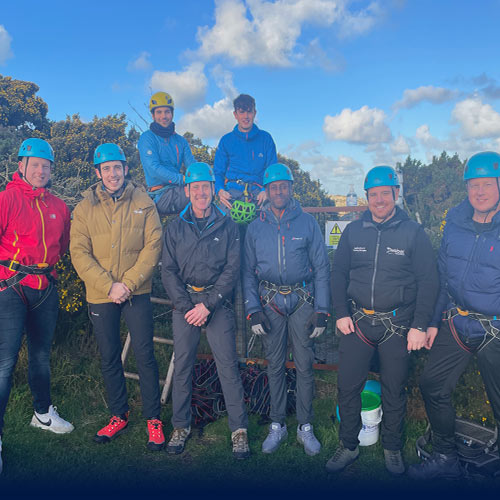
[2,0,500,196]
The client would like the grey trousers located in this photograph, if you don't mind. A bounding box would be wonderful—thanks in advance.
[171,300,248,431]
[262,301,315,425]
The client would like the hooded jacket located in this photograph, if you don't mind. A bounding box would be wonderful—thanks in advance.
[70,181,162,304]
[332,207,438,329]
[214,124,277,195]
[431,198,500,339]
[161,203,240,314]
[137,129,194,188]
[243,199,330,316]
[0,172,70,290]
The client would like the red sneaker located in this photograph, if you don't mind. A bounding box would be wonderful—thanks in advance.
[94,413,129,444]
[147,418,165,451]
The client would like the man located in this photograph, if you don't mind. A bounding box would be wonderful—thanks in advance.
[243,163,330,456]
[327,166,438,475]
[138,91,194,215]
[70,143,164,450]
[214,94,277,222]
[0,138,74,474]
[161,162,250,460]
[409,152,500,480]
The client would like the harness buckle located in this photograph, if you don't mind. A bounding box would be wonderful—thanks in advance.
[362,308,375,315]
[37,263,49,269]
[457,307,469,316]
[8,260,19,272]
[278,286,292,295]
[190,285,205,292]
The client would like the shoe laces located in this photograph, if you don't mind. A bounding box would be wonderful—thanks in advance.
[108,415,126,429]
[232,430,248,451]
[333,444,349,460]
[170,427,189,445]
[269,424,284,437]
[148,419,163,438]
[386,450,402,466]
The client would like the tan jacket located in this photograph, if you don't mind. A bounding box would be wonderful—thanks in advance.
[70,181,162,304]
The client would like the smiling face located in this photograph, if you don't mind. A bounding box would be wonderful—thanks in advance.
[233,106,256,133]
[18,157,52,188]
[153,106,173,128]
[267,180,292,212]
[96,161,128,193]
[185,181,214,217]
[467,176,500,216]
[367,185,399,223]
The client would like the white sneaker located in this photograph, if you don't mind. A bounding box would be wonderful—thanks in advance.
[30,405,74,434]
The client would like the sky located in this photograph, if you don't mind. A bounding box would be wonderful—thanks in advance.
[2,0,500,196]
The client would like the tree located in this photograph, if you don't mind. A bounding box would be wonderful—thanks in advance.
[0,75,49,131]
[0,125,25,190]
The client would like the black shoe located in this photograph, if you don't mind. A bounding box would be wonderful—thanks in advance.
[408,452,462,480]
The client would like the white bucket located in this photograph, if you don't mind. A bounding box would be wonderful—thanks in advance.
[358,405,383,446]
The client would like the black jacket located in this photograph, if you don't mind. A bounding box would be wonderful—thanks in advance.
[161,203,240,313]
[331,207,438,329]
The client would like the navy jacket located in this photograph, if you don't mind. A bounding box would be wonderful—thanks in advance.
[214,124,277,195]
[161,204,239,314]
[431,199,500,339]
[243,199,330,316]
[332,207,439,329]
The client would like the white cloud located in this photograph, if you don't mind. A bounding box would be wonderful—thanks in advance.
[390,135,410,155]
[452,97,500,139]
[177,97,235,141]
[394,85,458,110]
[323,105,392,144]
[337,1,382,39]
[283,141,364,194]
[127,51,152,72]
[150,63,208,111]
[211,64,238,100]
[194,0,381,67]
[0,25,13,65]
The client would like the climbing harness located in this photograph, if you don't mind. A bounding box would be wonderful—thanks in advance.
[0,260,54,291]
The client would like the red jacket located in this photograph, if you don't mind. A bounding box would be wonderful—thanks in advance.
[0,172,70,290]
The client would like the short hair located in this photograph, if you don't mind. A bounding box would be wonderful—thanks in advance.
[233,94,255,112]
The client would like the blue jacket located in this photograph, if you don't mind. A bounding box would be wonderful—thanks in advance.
[432,198,500,339]
[243,199,330,316]
[214,124,277,195]
[137,129,194,188]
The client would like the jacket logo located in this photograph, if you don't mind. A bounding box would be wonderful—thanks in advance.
[49,214,56,219]
[386,247,405,256]
[258,153,264,158]
[214,237,219,242]
[147,150,152,155]
[133,209,143,214]
[353,247,367,252]
[291,237,303,240]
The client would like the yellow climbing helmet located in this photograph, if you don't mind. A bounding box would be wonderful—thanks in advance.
[149,92,174,113]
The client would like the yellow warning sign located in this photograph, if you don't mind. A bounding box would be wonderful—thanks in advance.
[325,221,350,249]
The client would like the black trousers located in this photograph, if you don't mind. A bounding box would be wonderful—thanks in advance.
[337,317,410,451]
[89,294,161,419]
[419,320,500,455]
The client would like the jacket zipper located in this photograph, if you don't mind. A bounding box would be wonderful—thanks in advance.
[35,198,48,290]
[370,230,382,310]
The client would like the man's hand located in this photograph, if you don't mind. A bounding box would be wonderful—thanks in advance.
[336,316,355,335]
[424,327,439,350]
[218,189,232,209]
[308,312,329,338]
[256,190,267,206]
[108,282,130,304]
[250,311,271,336]
[185,302,211,327]
[407,328,426,351]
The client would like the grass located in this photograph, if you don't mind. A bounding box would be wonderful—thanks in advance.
[1,323,499,499]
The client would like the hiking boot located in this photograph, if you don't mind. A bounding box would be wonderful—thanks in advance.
[384,449,405,475]
[231,428,250,460]
[167,426,191,455]
[325,442,359,473]
[30,405,74,434]
[408,452,462,480]
[297,423,321,456]
[94,413,129,443]
[262,422,288,454]
[147,418,165,451]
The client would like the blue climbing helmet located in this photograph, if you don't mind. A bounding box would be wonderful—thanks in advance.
[364,166,400,190]
[263,163,294,186]
[94,143,126,166]
[185,162,215,184]
[18,138,54,163]
[464,152,500,181]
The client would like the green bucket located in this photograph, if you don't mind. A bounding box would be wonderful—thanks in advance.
[361,390,381,411]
